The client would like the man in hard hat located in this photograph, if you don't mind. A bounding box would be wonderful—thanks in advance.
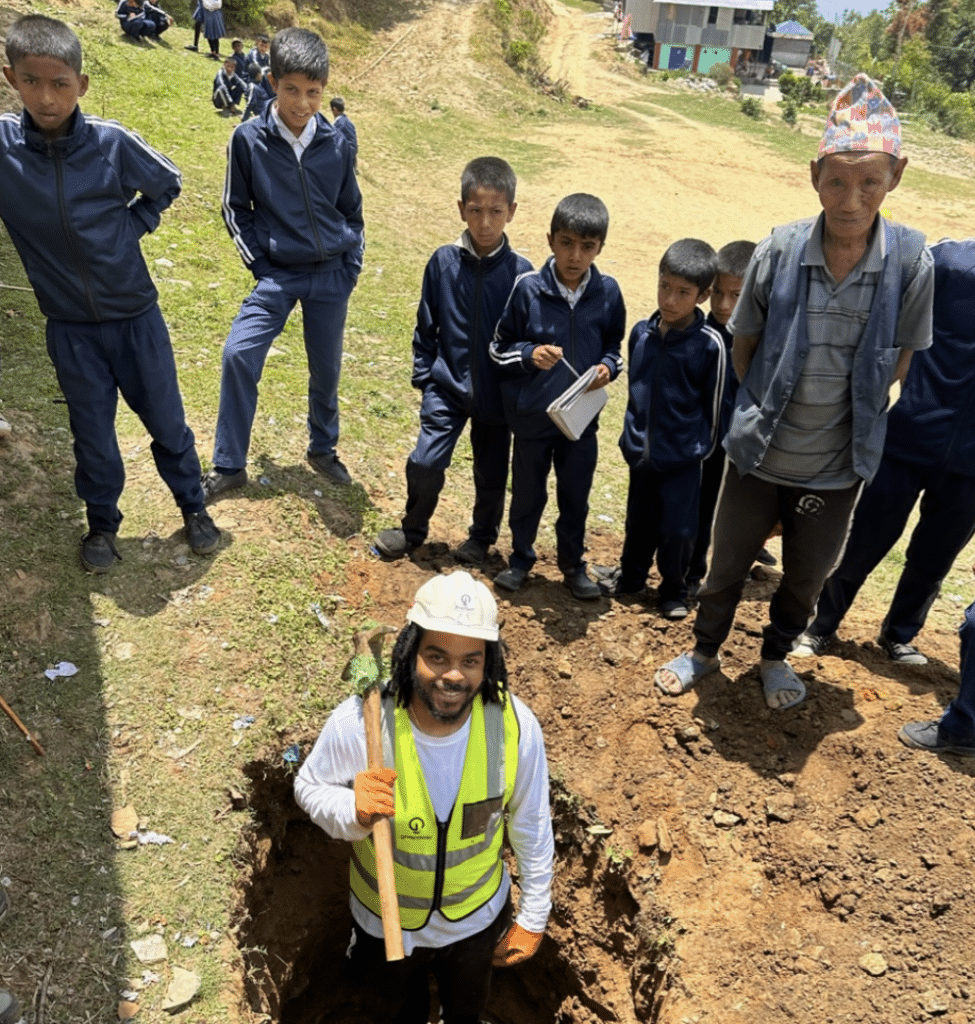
[295,570,554,1023]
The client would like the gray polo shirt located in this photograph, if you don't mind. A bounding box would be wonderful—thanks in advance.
[729,213,933,489]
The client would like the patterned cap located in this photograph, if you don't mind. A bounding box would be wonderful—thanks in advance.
[818,73,901,159]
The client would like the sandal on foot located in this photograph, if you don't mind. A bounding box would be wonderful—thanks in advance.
[761,660,806,710]
[654,652,720,696]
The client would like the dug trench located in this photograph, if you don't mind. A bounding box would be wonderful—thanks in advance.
[232,754,671,1023]
[229,549,975,1024]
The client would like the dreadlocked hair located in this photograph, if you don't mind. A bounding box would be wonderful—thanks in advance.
[384,622,509,708]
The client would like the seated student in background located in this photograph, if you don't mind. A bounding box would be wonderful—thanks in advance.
[685,239,776,597]
[241,62,275,121]
[212,57,246,116]
[116,0,172,39]
[490,193,625,601]
[373,157,531,565]
[246,34,270,72]
[599,239,725,619]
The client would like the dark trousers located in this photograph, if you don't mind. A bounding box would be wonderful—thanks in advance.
[402,387,511,547]
[809,456,975,644]
[120,15,157,36]
[347,899,512,1024]
[46,308,205,534]
[940,602,975,743]
[689,446,727,584]
[619,462,701,603]
[508,430,597,573]
[693,466,861,661]
[213,265,354,471]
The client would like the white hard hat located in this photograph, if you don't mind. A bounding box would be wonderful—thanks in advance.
[405,571,499,642]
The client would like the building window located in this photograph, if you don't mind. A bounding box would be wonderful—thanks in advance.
[733,8,766,23]
[708,6,718,23]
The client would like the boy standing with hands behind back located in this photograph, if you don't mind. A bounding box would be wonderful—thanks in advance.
[0,15,220,573]
[600,239,726,618]
[374,157,531,564]
[490,193,625,600]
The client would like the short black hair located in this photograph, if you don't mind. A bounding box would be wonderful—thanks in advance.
[460,156,517,205]
[330,96,345,112]
[385,622,509,710]
[550,193,609,243]
[231,38,243,48]
[269,27,329,84]
[715,240,756,279]
[5,14,82,74]
[256,34,270,43]
[247,62,263,79]
[659,238,718,293]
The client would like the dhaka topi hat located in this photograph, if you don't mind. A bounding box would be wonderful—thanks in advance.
[818,73,901,159]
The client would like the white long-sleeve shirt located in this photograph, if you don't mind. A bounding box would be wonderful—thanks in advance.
[294,691,554,954]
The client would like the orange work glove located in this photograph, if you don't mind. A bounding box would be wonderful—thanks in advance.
[492,922,543,967]
[354,767,397,828]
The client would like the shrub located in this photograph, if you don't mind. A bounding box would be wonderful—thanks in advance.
[708,62,733,86]
[781,101,797,125]
[504,38,538,72]
[740,96,763,119]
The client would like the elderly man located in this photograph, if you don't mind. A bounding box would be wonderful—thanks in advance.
[295,571,554,1023]
[655,74,934,710]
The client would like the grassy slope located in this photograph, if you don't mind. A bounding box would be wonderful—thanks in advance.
[0,3,974,1021]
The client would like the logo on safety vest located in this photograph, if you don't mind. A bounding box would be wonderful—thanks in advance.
[406,816,426,836]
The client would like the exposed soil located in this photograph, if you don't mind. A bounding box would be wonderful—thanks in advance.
[230,6,975,1024]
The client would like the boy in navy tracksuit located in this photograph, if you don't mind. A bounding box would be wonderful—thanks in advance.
[246,35,271,73]
[601,239,725,618]
[686,240,776,594]
[0,15,219,573]
[796,236,975,668]
[373,157,532,564]
[490,193,625,600]
[205,27,364,499]
[212,57,246,114]
[241,63,275,121]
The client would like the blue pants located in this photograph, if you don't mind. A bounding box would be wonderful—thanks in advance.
[401,387,511,548]
[213,82,244,109]
[620,462,701,603]
[120,15,157,36]
[689,446,726,584]
[810,456,975,644]
[939,602,975,743]
[213,265,354,471]
[46,308,205,534]
[508,429,597,574]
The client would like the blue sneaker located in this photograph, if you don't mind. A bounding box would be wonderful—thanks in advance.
[898,720,975,757]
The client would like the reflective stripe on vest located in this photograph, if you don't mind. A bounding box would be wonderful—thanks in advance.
[349,692,519,930]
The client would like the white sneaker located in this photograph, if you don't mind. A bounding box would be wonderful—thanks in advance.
[0,413,10,439]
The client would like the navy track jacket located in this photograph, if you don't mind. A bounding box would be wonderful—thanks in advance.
[619,309,727,472]
[411,236,532,424]
[0,107,180,323]
[883,237,975,477]
[490,257,626,438]
[221,104,364,280]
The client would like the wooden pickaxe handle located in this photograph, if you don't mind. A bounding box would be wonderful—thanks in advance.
[0,694,45,756]
[351,625,404,961]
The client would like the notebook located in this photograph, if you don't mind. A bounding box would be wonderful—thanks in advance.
[546,363,607,441]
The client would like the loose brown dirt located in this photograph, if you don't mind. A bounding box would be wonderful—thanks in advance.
[230,6,975,1024]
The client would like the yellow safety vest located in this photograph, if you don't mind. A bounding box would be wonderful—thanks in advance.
[350,691,520,930]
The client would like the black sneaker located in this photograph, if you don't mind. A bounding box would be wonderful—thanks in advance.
[596,567,643,597]
[201,467,247,503]
[81,531,121,573]
[564,569,601,601]
[755,546,778,566]
[307,452,352,485]
[494,567,528,592]
[374,528,413,560]
[455,537,488,565]
[878,635,928,665]
[792,631,836,657]
[659,599,689,620]
[184,510,221,555]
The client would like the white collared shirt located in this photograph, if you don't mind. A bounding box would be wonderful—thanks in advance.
[553,265,591,308]
[271,104,317,162]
